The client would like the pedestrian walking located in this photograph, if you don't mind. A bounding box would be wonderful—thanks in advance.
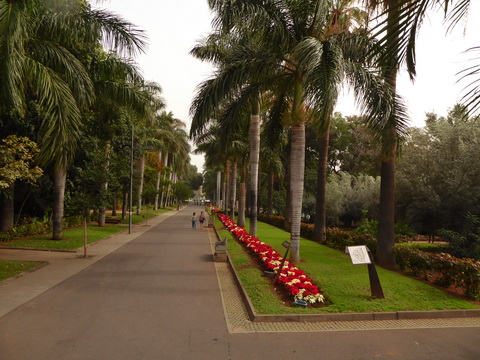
[191,212,198,229]
[199,211,205,229]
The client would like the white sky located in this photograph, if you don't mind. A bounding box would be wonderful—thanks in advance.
[97,0,479,171]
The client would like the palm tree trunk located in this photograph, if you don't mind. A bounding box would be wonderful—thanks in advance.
[378,156,397,269]
[284,154,292,231]
[52,166,67,240]
[136,154,146,215]
[0,183,14,232]
[112,197,117,216]
[267,171,274,216]
[154,151,163,210]
[98,142,111,227]
[216,170,222,208]
[377,0,400,269]
[160,152,169,208]
[249,105,261,237]
[121,189,128,220]
[225,160,230,213]
[98,180,108,227]
[289,123,306,264]
[221,170,226,210]
[313,123,330,243]
[238,166,247,228]
[230,162,237,220]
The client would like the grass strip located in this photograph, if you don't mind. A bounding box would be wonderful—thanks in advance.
[0,207,176,250]
[0,260,45,282]
[218,215,479,314]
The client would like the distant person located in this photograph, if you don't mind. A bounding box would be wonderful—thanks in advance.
[199,211,205,229]
[191,212,197,230]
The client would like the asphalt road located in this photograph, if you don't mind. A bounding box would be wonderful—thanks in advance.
[0,205,479,360]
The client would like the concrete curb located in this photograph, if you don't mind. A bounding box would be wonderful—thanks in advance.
[212,218,480,323]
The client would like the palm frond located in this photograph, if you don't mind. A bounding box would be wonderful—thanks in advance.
[458,46,480,115]
[25,58,82,168]
[27,39,94,108]
[0,0,28,115]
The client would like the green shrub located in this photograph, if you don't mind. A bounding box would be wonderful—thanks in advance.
[395,247,480,300]
[0,221,50,242]
[439,214,480,260]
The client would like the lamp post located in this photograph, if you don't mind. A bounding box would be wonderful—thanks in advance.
[129,125,153,234]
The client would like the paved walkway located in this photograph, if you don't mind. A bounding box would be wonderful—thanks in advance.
[0,205,479,359]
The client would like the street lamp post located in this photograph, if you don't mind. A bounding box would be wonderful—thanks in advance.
[129,125,153,234]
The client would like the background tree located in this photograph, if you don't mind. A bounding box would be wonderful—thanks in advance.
[0,135,43,231]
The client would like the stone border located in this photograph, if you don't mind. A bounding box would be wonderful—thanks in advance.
[212,217,480,322]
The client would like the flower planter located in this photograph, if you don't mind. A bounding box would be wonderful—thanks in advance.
[212,208,325,305]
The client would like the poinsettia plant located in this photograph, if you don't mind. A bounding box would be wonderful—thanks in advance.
[215,211,325,304]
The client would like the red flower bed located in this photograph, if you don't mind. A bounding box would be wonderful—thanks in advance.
[215,211,325,304]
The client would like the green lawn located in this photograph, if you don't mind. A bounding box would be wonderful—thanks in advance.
[0,260,45,282]
[0,206,176,250]
[217,215,479,315]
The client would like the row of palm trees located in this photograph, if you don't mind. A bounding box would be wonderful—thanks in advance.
[0,1,190,239]
[190,0,476,269]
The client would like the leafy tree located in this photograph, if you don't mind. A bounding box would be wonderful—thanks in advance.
[0,0,147,239]
[440,214,480,260]
[0,135,43,231]
[173,181,194,204]
[183,164,203,191]
[396,105,480,234]
[0,135,43,191]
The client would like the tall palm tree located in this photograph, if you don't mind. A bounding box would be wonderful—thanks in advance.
[197,0,404,264]
[366,0,475,268]
[190,29,264,235]
[0,0,147,239]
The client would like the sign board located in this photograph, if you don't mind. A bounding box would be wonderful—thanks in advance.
[346,245,372,265]
[282,241,290,249]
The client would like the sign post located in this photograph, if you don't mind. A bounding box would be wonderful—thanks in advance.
[273,241,291,284]
[346,245,385,299]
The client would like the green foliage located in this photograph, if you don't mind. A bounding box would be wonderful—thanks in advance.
[173,181,194,202]
[354,218,415,240]
[395,247,480,301]
[397,106,480,233]
[439,214,480,260]
[0,220,50,242]
[0,135,43,191]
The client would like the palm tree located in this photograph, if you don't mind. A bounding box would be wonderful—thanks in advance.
[0,0,147,239]
[198,0,404,264]
[365,0,476,268]
[190,29,264,235]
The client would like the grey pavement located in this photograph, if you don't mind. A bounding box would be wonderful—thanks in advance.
[0,205,479,360]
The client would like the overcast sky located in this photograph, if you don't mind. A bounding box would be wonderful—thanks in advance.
[97,0,479,171]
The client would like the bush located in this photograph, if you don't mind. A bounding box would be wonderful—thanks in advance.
[395,247,480,300]
[0,213,96,242]
[0,221,50,242]
[439,214,480,260]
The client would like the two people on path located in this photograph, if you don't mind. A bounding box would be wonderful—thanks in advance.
[191,211,206,230]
